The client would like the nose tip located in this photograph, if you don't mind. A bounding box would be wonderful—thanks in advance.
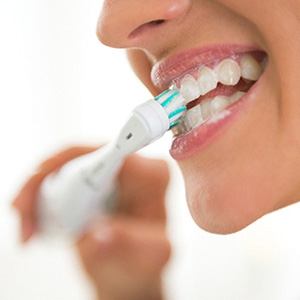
[97,0,191,48]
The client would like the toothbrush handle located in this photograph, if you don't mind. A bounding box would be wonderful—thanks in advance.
[38,145,124,237]
[37,94,177,238]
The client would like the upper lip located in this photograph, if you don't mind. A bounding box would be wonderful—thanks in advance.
[151,44,261,91]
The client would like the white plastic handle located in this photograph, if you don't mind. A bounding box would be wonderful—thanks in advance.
[38,145,123,237]
[38,98,171,238]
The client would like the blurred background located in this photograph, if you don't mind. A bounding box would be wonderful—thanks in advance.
[1,0,300,299]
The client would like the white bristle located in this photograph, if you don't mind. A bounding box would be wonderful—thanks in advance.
[156,88,185,110]
[165,94,185,115]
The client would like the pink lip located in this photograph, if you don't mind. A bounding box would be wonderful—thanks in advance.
[151,44,261,91]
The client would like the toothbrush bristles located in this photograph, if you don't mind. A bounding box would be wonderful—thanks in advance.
[155,88,186,129]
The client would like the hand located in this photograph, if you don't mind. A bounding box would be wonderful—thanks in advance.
[13,146,171,300]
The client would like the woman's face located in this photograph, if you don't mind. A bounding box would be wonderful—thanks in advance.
[97,0,300,233]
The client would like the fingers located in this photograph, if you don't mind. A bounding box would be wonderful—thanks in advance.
[117,155,170,221]
[77,216,171,290]
[13,146,97,242]
[37,146,97,174]
[12,144,170,244]
[13,171,47,242]
[79,217,171,266]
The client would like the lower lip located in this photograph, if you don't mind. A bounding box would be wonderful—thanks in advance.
[170,74,265,160]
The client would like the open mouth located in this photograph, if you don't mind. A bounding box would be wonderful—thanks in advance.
[151,45,268,159]
[173,51,267,136]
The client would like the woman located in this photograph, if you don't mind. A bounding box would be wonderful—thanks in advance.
[13,0,300,299]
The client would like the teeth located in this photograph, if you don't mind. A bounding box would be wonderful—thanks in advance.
[197,66,218,96]
[175,54,264,133]
[182,95,230,131]
[184,105,204,129]
[240,54,262,81]
[178,55,264,105]
[178,91,247,132]
[200,100,212,120]
[180,75,201,103]
[210,96,230,114]
[229,91,246,104]
[216,58,241,86]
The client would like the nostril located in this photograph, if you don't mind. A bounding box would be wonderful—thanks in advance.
[128,19,166,39]
[149,19,166,26]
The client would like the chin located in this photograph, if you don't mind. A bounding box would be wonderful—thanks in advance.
[187,193,266,235]
[183,174,274,235]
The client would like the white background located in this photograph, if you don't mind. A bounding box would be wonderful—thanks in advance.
[1,1,300,299]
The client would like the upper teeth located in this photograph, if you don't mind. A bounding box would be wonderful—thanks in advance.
[180,74,200,102]
[240,54,263,81]
[216,58,241,86]
[198,66,218,97]
[179,54,263,105]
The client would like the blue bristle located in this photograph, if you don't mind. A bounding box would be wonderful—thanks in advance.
[161,90,180,107]
[154,88,186,129]
[168,106,186,119]
[154,89,170,102]
[170,121,180,129]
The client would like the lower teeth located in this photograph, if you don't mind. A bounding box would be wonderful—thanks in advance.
[173,91,246,136]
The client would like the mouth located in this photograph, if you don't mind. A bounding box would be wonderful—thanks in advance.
[151,45,268,159]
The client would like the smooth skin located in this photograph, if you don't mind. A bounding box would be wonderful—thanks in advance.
[14,1,300,299]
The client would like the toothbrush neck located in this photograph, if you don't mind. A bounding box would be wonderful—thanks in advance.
[113,114,153,156]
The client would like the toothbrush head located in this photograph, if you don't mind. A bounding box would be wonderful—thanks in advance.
[131,87,186,142]
[154,88,187,129]
[116,88,186,155]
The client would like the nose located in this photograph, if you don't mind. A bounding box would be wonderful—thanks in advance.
[97,0,191,48]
